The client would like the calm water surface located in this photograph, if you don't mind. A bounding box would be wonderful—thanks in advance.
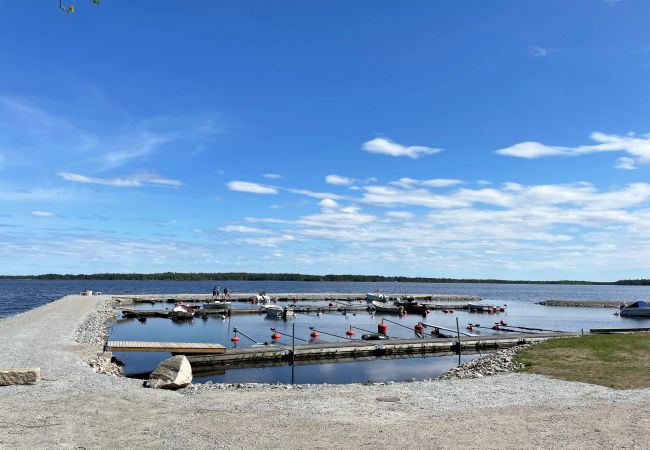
[3,280,650,384]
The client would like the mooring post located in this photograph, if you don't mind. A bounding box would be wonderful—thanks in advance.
[456,316,461,366]
[291,320,296,385]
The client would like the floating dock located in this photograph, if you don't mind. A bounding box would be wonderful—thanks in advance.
[107,341,226,354]
[589,327,650,334]
[182,333,574,368]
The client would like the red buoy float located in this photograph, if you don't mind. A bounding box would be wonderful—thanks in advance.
[231,335,240,343]
[443,309,448,314]
[346,327,356,337]
[449,309,455,314]
[310,330,320,338]
[271,333,281,340]
[414,322,424,333]
[378,322,387,335]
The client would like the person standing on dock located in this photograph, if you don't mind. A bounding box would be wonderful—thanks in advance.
[224,287,230,299]
[212,286,217,297]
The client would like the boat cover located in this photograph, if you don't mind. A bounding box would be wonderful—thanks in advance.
[628,301,649,308]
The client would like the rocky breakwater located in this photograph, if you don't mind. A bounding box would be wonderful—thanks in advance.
[440,344,533,380]
[74,298,123,376]
[538,299,625,308]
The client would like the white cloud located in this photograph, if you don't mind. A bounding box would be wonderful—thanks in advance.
[325,174,355,186]
[227,181,278,194]
[263,173,282,179]
[220,225,274,234]
[31,211,56,218]
[319,198,340,208]
[390,178,462,188]
[57,171,183,187]
[362,137,442,159]
[615,157,638,170]
[495,141,573,158]
[530,46,549,57]
[496,132,650,168]
[385,211,414,219]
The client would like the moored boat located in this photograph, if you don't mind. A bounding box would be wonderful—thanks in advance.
[203,301,231,310]
[619,301,650,317]
[265,304,295,320]
[365,292,388,302]
[395,299,426,313]
[370,300,404,314]
[170,302,196,319]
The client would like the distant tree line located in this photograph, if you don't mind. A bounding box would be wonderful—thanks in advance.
[1,272,644,285]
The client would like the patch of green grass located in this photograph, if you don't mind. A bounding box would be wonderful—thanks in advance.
[515,333,650,389]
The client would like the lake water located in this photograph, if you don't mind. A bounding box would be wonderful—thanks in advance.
[3,280,650,384]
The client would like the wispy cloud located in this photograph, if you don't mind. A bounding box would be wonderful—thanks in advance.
[57,171,183,187]
[615,157,638,170]
[529,46,549,57]
[227,181,278,194]
[325,174,377,186]
[496,132,650,168]
[390,178,463,188]
[362,138,442,159]
[263,173,282,179]
[31,211,56,218]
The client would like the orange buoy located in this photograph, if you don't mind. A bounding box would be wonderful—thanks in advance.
[271,333,281,340]
[346,327,356,337]
[378,323,387,335]
[310,330,320,338]
[414,323,424,333]
[231,335,240,343]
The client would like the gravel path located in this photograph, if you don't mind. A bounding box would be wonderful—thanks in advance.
[1,295,649,449]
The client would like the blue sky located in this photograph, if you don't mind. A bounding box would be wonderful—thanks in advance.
[1,0,649,279]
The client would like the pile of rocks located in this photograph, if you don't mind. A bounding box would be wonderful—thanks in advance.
[89,352,124,377]
[440,344,533,380]
[73,300,116,347]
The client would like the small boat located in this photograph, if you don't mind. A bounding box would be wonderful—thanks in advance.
[395,299,426,313]
[361,333,390,340]
[370,301,404,314]
[169,302,195,319]
[366,293,388,302]
[265,305,295,320]
[203,301,231,310]
[619,301,650,317]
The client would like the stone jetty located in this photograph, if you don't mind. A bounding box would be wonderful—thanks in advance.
[538,299,626,308]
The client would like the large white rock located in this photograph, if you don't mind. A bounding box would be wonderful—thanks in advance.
[146,355,192,390]
[0,368,41,386]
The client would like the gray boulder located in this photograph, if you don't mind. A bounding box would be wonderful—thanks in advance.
[0,368,41,386]
[146,355,192,390]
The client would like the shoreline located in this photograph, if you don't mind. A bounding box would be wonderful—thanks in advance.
[1,294,650,448]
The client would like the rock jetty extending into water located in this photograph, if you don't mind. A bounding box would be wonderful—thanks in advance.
[538,299,626,308]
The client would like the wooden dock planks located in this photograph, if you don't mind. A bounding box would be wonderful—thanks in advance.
[107,340,226,354]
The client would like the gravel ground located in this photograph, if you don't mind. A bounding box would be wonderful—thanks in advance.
[1,295,649,449]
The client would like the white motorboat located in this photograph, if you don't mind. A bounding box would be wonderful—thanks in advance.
[370,300,403,314]
[265,304,294,320]
[365,293,388,303]
[170,302,195,319]
[203,301,231,310]
[619,301,650,317]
